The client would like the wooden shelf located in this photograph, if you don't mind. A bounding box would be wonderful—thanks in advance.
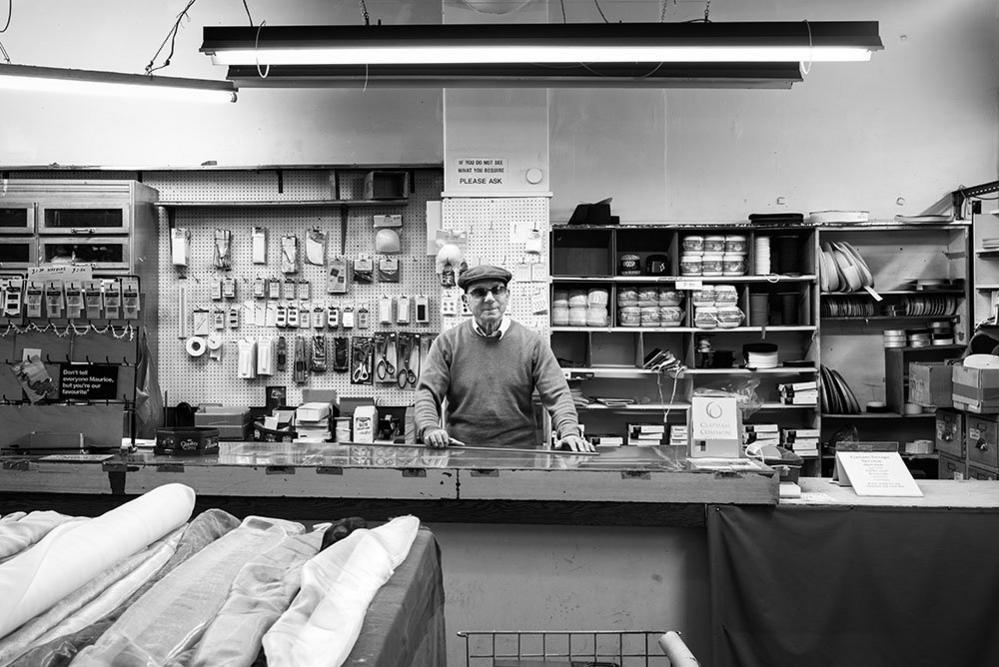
[822,316,959,322]
[821,452,939,459]
[552,326,816,333]
[759,403,817,409]
[885,344,965,352]
[577,403,690,412]
[975,249,999,258]
[821,289,965,297]
[157,199,408,208]
[685,367,818,375]
[822,412,936,419]
[551,275,816,283]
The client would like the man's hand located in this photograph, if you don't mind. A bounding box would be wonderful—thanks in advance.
[559,434,595,453]
[422,427,451,449]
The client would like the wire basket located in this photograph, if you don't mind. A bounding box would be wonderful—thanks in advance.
[456,629,699,667]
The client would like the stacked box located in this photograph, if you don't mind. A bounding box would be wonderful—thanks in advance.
[194,407,251,441]
[952,366,999,413]
[909,362,953,408]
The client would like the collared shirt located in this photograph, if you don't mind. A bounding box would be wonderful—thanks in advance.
[472,316,511,339]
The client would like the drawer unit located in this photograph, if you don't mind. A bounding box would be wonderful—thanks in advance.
[36,197,134,235]
[38,236,130,272]
[965,415,999,469]
[935,409,965,458]
[938,453,967,480]
[0,202,36,234]
[967,464,998,481]
[0,237,37,269]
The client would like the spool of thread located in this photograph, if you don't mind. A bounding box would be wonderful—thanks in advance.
[904,402,923,416]
[866,401,889,413]
[776,235,800,275]
[185,336,207,357]
[749,293,770,327]
[780,293,799,325]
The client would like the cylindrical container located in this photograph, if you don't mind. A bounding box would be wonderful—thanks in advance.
[619,306,641,327]
[749,293,770,327]
[714,285,739,305]
[725,235,747,253]
[692,285,716,307]
[776,235,801,275]
[659,290,683,306]
[659,305,684,327]
[883,329,907,348]
[694,306,719,329]
[552,305,570,326]
[701,252,724,276]
[679,253,702,276]
[755,236,772,275]
[640,306,661,327]
[568,307,588,327]
[568,289,588,308]
[682,235,704,253]
[334,417,352,443]
[722,253,747,276]
[586,306,608,327]
[645,254,669,276]
[780,293,799,325]
[717,305,745,329]
[704,235,726,253]
[638,287,659,306]
[587,288,609,306]
[619,254,642,276]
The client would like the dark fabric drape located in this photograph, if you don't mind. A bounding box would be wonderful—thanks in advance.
[708,504,999,667]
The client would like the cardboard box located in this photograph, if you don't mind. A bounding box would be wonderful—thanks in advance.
[952,365,999,413]
[909,361,953,408]
[195,407,251,441]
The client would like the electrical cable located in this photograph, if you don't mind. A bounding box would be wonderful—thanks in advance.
[559,0,566,23]
[0,0,11,33]
[145,0,198,75]
[358,0,370,26]
[592,0,609,23]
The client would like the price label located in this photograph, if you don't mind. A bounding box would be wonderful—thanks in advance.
[676,280,703,291]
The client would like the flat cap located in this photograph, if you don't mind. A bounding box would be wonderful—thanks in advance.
[457,264,513,290]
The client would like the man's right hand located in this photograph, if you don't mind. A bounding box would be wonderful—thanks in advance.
[422,427,451,449]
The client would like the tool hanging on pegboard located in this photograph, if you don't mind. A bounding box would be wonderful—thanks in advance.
[293,336,309,385]
[332,336,349,373]
[351,336,373,385]
[311,335,327,373]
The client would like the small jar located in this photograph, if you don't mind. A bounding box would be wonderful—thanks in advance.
[680,253,703,276]
[587,288,609,306]
[659,290,683,306]
[725,235,747,254]
[568,307,588,327]
[619,306,641,327]
[704,235,726,253]
[619,254,642,276]
[618,287,638,307]
[552,306,570,326]
[713,285,739,305]
[640,306,661,327]
[568,289,588,308]
[692,285,716,307]
[682,235,704,253]
[717,305,745,328]
[722,253,747,276]
[701,252,724,276]
[586,306,609,327]
[694,306,719,329]
[659,305,684,327]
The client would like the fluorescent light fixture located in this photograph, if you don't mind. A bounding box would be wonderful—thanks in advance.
[202,22,882,66]
[226,62,805,89]
[0,63,237,102]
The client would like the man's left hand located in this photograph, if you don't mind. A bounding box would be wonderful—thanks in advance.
[559,434,595,453]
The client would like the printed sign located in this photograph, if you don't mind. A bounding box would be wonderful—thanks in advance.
[833,451,923,497]
[58,364,118,401]
[456,158,507,187]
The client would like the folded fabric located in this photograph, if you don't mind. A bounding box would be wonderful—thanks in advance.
[9,508,240,667]
[72,516,304,666]
[0,511,79,561]
[0,483,195,639]
[0,514,26,524]
[263,515,420,667]
[0,527,183,666]
[187,529,324,667]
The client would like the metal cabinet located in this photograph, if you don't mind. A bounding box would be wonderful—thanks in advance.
[0,202,36,234]
[0,238,37,269]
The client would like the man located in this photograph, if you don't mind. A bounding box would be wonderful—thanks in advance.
[415,264,593,452]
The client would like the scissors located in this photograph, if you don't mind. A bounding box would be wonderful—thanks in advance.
[396,333,418,389]
[375,333,395,382]
[351,338,371,382]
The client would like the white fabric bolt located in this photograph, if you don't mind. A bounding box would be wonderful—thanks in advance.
[262,515,420,667]
[0,483,195,639]
[0,511,79,561]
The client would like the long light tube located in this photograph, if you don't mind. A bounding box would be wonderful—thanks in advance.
[202,22,883,67]
[0,64,237,102]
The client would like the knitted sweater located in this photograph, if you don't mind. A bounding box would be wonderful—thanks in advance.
[414,320,580,449]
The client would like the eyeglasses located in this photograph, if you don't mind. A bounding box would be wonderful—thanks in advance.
[468,285,508,299]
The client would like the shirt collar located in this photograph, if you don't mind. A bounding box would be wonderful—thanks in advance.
[473,317,511,339]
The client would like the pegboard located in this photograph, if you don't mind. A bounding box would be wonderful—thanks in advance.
[440,197,551,337]
[154,169,445,407]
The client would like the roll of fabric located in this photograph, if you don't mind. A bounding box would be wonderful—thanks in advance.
[188,530,325,667]
[0,527,183,665]
[263,515,420,667]
[0,483,195,639]
[0,511,79,562]
[72,516,304,666]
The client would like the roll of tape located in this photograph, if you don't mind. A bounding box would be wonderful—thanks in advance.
[205,334,223,350]
[186,336,207,357]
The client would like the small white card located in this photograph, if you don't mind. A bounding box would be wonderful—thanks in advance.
[833,451,923,497]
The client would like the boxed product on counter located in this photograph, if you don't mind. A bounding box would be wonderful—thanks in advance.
[910,361,953,408]
[194,406,251,440]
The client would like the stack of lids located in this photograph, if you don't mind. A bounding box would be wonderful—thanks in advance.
[983,238,999,251]
[907,328,932,348]
[744,342,779,369]
[883,329,907,348]
[930,320,954,346]
[754,236,772,275]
